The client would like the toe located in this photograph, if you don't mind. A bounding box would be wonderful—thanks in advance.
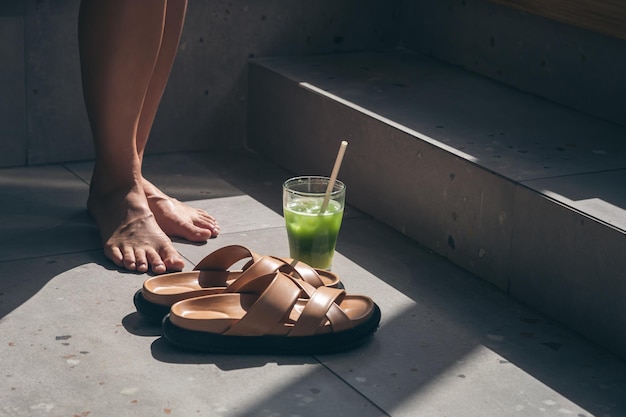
[160,248,185,272]
[121,246,138,271]
[146,249,167,274]
[134,249,149,273]
[193,216,220,238]
[105,245,125,268]
[180,221,214,242]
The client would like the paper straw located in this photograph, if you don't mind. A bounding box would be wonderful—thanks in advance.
[320,140,348,213]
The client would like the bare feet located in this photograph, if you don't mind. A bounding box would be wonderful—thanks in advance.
[142,178,220,242]
[88,180,186,274]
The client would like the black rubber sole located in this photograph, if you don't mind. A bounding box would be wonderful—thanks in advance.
[133,290,171,325]
[161,303,381,355]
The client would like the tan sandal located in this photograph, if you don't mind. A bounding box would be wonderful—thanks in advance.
[162,271,380,354]
[134,245,341,323]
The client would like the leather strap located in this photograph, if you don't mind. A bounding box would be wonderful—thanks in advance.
[289,286,342,336]
[193,245,261,272]
[224,272,302,336]
[225,256,288,293]
[270,256,326,287]
[225,272,353,337]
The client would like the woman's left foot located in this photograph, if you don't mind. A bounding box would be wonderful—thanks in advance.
[143,178,220,242]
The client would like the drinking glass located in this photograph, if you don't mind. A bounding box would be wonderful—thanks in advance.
[282,176,346,270]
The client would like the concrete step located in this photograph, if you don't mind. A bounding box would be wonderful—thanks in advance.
[246,51,626,359]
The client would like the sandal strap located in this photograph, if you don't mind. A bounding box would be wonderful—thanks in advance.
[193,246,336,289]
[193,245,261,272]
[269,256,326,287]
[224,272,302,336]
[289,286,353,336]
[225,256,289,293]
[224,272,353,337]
[194,245,262,287]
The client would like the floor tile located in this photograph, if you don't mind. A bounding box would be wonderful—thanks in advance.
[0,165,99,262]
[171,195,288,266]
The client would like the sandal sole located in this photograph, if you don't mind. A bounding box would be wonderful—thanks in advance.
[161,303,381,355]
[133,289,171,325]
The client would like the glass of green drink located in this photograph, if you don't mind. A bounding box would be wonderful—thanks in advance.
[283,176,346,270]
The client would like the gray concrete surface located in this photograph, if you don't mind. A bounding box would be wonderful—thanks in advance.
[1,151,624,417]
[401,0,626,128]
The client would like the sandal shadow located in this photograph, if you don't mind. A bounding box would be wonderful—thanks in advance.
[149,337,318,370]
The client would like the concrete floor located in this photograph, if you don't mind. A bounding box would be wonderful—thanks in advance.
[1,151,624,417]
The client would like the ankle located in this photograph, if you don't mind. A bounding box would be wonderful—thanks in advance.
[141,177,168,200]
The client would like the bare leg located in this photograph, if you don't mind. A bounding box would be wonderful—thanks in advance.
[135,0,220,242]
[79,0,184,274]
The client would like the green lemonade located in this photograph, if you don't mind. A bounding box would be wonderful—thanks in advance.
[284,198,344,269]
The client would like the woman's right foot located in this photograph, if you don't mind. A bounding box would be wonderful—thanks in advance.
[88,180,185,274]
[142,178,220,242]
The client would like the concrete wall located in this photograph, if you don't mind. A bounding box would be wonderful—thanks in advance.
[0,0,400,167]
[400,0,626,128]
[0,2,27,167]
